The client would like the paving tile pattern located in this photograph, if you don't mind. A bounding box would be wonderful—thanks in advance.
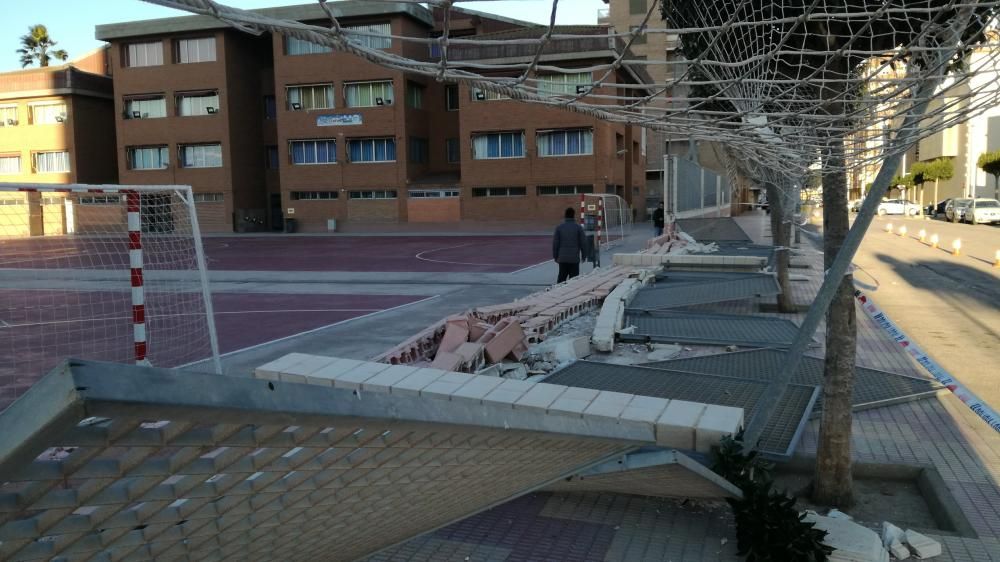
[622,310,801,348]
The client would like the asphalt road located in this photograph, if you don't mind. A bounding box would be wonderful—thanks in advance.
[854,213,1000,408]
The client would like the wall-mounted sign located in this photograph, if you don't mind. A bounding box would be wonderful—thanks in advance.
[317,113,363,127]
[287,208,295,215]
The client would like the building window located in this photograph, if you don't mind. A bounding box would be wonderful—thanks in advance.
[286,84,334,110]
[177,91,220,116]
[265,145,279,169]
[193,193,224,202]
[446,85,460,110]
[446,138,460,163]
[629,0,646,15]
[41,196,62,205]
[345,80,393,107]
[409,189,459,198]
[537,185,594,196]
[471,132,524,160]
[349,190,397,200]
[264,95,276,119]
[79,195,121,205]
[179,144,223,168]
[629,26,647,45]
[347,138,396,163]
[409,137,428,164]
[0,197,27,206]
[127,146,169,170]
[537,129,594,157]
[292,191,338,200]
[290,139,337,165]
[125,41,163,67]
[472,187,526,197]
[406,81,424,109]
[344,23,391,49]
[537,72,592,96]
[33,151,70,173]
[124,96,166,119]
[286,36,332,55]
[472,87,509,101]
[176,37,216,63]
[0,105,17,126]
[0,155,21,174]
[29,103,67,125]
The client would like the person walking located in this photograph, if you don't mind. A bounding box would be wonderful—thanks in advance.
[553,207,587,283]
[653,201,665,237]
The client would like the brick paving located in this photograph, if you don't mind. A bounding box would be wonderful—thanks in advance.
[368,212,1000,561]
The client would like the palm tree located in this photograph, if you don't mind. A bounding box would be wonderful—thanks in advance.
[17,25,68,68]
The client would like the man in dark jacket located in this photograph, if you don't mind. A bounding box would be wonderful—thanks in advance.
[553,207,588,283]
[653,201,665,237]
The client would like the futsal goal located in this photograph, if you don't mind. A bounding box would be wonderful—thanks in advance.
[579,193,632,251]
[0,183,221,408]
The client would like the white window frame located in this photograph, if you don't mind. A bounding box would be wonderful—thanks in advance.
[0,154,21,175]
[344,80,394,108]
[193,193,224,203]
[0,105,17,126]
[79,195,121,205]
[536,129,594,157]
[349,190,397,200]
[344,23,392,50]
[125,41,163,68]
[471,187,526,197]
[127,146,170,170]
[179,144,223,169]
[286,36,333,56]
[286,84,335,110]
[0,197,28,206]
[291,191,339,200]
[124,96,166,119]
[289,139,337,165]
[406,81,424,109]
[176,91,220,116]
[409,189,459,198]
[176,37,217,63]
[29,102,67,125]
[471,131,525,160]
[32,151,70,173]
[472,87,509,101]
[537,71,592,96]
[347,138,396,163]
[537,185,594,196]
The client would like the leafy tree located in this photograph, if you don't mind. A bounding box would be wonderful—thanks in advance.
[17,25,68,68]
[661,0,996,507]
[908,161,927,205]
[977,151,1000,199]
[922,158,955,205]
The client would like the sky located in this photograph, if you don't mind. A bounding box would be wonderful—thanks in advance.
[1,0,605,71]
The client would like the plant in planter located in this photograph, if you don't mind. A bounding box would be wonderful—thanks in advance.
[713,435,833,561]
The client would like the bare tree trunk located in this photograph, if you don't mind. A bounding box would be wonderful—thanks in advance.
[766,183,795,312]
[813,138,857,507]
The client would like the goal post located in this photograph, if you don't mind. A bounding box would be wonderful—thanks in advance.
[0,183,221,407]
[582,193,631,249]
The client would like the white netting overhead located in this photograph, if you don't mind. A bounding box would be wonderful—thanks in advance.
[144,0,1000,180]
[0,184,220,410]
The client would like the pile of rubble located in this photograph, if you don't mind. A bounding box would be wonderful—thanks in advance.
[805,510,942,561]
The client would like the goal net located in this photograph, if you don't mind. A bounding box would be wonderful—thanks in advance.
[582,194,632,250]
[0,183,220,410]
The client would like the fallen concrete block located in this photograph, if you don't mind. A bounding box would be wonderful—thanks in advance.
[882,521,905,548]
[474,363,502,377]
[485,320,528,363]
[454,342,484,363]
[438,323,470,354]
[430,351,463,372]
[889,540,910,560]
[469,321,492,342]
[804,513,889,562]
[903,529,941,559]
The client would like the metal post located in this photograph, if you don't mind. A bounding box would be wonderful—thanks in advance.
[741,76,942,451]
[183,188,224,374]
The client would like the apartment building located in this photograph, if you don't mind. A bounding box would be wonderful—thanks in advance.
[0,53,117,236]
[96,2,648,232]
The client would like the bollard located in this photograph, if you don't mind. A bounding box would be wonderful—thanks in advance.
[930,233,939,249]
[995,249,1000,268]
[886,223,894,233]
[898,225,908,237]
[952,238,961,256]
[918,228,926,242]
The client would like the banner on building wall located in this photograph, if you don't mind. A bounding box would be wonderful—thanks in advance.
[317,114,363,127]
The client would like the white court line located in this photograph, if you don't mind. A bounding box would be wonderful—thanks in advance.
[187,294,441,364]
[509,260,551,275]
[413,242,526,268]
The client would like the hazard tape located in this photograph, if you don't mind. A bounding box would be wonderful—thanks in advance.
[854,288,1000,433]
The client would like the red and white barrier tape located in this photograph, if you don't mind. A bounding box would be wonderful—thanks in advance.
[854,288,1000,433]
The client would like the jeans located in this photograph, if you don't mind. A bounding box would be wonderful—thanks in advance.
[654,226,663,237]
[557,262,580,284]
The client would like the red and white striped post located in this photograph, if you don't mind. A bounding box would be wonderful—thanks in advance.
[596,197,605,252]
[125,190,147,365]
[578,194,586,227]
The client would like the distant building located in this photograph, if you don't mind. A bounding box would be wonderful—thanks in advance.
[95,2,649,233]
[0,49,117,236]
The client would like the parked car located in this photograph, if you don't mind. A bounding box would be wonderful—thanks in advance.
[848,199,862,212]
[964,198,1000,224]
[930,199,951,217]
[945,198,973,222]
[877,199,922,216]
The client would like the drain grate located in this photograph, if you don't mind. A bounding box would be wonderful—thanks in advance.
[676,218,752,242]
[643,348,941,413]
[545,361,818,458]
[629,273,782,311]
[621,310,802,348]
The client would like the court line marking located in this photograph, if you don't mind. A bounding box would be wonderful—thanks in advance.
[509,260,551,275]
[414,242,530,268]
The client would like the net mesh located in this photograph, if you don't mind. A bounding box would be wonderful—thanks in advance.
[143,0,1000,192]
[584,193,632,248]
[0,184,219,410]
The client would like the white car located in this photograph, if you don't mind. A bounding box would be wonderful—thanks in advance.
[965,198,1000,224]
[877,199,922,216]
